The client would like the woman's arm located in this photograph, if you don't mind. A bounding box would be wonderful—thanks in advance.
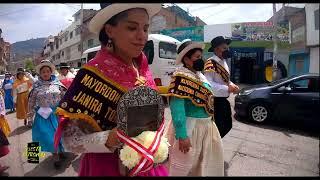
[61,119,118,154]
[169,97,188,139]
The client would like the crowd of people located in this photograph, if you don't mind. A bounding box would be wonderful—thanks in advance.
[0,62,76,173]
[0,3,240,176]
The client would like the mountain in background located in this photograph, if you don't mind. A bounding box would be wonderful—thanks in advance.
[11,37,46,61]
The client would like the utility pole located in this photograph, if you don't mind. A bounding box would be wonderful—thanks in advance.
[272,3,278,81]
[80,3,84,66]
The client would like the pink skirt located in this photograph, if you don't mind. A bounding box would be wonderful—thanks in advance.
[79,153,168,177]
[0,145,9,158]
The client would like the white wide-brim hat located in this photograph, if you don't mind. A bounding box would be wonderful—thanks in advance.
[89,3,162,34]
[176,39,205,65]
[36,59,56,75]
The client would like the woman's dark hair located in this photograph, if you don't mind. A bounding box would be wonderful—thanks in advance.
[182,48,203,67]
[99,8,148,46]
[40,66,52,73]
[16,72,24,79]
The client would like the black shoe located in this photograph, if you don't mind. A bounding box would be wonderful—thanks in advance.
[24,120,27,126]
[59,154,67,160]
[54,160,62,169]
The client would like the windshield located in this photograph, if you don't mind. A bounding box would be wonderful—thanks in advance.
[159,41,177,60]
[268,75,298,86]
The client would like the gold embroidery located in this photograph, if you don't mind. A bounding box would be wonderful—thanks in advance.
[61,102,67,108]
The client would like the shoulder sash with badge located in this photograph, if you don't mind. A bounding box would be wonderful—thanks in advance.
[165,69,214,116]
[56,64,128,131]
[204,59,230,85]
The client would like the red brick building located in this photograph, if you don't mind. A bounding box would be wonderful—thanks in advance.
[151,4,206,33]
[0,28,11,73]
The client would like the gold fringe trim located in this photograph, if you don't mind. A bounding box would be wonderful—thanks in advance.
[56,107,102,132]
[164,93,213,116]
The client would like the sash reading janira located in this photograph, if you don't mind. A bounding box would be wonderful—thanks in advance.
[204,59,230,85]
[164,72,214,116]
[54,64,128,150]
[53,64,166,176]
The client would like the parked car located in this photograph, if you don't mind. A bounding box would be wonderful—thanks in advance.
[234,73,319,126]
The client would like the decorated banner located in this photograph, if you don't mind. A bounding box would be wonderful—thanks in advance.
[161,26,204,42]
[231,21,289,42]
[166,74,214,115]
[56,65,127,131]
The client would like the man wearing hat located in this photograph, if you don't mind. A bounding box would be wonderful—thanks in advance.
[57,62,75,81]
[204,36,240,138]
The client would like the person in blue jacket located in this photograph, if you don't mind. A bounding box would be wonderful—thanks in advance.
[2,73,15,113]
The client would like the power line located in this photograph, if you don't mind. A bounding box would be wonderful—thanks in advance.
[203,5,234,19]
[189,4,221,12]
[64,4,80,11]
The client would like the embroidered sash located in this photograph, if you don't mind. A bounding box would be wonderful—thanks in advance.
[165,73,214,116]
[204,59,230,85]
[56,65,128,131]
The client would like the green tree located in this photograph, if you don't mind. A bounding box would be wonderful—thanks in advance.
[25,58,34,71]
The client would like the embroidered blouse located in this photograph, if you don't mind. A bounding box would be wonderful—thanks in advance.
[28,75,67,117]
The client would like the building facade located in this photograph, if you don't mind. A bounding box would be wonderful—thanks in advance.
[151,4,206,33]
[0,28,11,73]
[305,3,319,74]
[43,9,98,68]
[287,8,309,76]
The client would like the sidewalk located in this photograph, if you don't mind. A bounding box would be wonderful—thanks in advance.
[0,113,79,176]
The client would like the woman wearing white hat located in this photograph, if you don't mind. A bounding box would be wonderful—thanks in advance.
[53,3,167,176]
[28,60,67,168]
[165,40,224,176]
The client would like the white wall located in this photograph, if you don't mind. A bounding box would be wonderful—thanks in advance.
[204,24,232,42]
[305,4,319,46]
[59,23,81,50]
[83,33,99,51]
[309,47,319,73]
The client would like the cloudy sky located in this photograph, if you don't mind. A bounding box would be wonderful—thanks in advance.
[0,3,305,43]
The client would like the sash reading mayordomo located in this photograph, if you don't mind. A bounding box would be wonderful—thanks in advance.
[55,65,127,132]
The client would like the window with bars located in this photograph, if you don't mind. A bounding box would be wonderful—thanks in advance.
[76,27,81,35]
[88,39,94,48]
[315,9,319,30]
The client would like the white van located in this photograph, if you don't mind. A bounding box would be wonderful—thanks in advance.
[82,34,181,95]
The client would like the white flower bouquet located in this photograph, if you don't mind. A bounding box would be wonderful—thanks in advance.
[119,131,170,170]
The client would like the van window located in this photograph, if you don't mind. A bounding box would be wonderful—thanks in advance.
[87,51,98,61]
[143,40,154,64]
[159,42,177,60]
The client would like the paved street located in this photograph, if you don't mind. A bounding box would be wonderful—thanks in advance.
[0,93,319,176]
